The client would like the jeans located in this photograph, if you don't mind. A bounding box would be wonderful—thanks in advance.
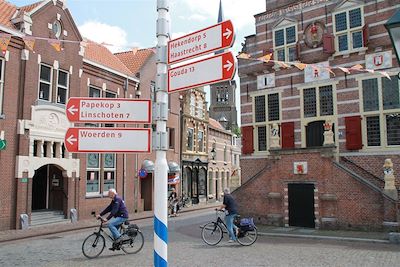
[225,214,238,241]
[108,216,127,240]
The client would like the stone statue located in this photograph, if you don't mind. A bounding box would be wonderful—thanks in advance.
[383,158,397,199]
[270,123,280,149]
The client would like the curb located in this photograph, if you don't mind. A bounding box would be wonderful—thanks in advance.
[0,205,218,243]
[258,232,390,244]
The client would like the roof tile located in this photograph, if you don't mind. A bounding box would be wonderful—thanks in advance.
[209,118,224,130]
[0,0,17,29]
[115,48,154,75]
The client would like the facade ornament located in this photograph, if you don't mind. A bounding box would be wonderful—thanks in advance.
[323,119,334,146]
[270,123,280,149]
[383,159,396,190]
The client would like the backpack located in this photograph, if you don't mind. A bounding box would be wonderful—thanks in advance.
[126,224,139,237]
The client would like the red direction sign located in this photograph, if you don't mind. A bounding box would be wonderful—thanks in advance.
[168,20,234,64]
[64,127,151,153]
[66,98,151,123]
[168,51,235,93]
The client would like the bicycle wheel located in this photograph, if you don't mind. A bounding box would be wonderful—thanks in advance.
[237,227,258,246]
[121,231,144,254]
[201,222,223,246]
[82,233,106,259]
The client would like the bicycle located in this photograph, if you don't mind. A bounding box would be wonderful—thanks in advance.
[201,209,258,246]
[82,212,144,259]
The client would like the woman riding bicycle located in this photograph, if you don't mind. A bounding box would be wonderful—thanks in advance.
[217,188,238,243]
[96,188,129,247]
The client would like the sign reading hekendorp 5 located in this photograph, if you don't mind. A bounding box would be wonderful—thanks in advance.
[66,98,151,123]
[168,51,235,93]
[65,127,151,153]
[168,20,234,64]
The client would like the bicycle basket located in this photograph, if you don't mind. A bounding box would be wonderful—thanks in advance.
[126,224,138,237]
[239,217,255,231]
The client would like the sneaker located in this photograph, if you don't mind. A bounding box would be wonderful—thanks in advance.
[109,247,116,251]
[228,239,235,243]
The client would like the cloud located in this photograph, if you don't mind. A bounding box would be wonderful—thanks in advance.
[174,0,265,30]
[78,21,131,53]
[187,14,208,21]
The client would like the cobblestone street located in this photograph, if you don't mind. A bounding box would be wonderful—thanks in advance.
[1,210,400,267]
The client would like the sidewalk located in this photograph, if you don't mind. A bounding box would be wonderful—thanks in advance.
[0,202,220,243]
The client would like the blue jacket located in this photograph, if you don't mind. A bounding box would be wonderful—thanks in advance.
[100,195,129,220]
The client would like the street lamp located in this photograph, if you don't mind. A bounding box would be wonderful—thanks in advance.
[385,9,400,69]
[210,147,216,160]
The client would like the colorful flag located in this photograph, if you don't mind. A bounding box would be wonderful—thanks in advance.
[237,52,251,59]
[0,33,11,55]
[22,37,35,52]
[294,62,306,70]
[350,64,363,70]
[325,67,336,77]
[48,39,62,52]
[258,53,272,63]
[379,71,391,80]
[277,61,289,68]
[338,67,350,74]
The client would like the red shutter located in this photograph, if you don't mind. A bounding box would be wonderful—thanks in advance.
[281,122,295,149]
[345,116,362,150]
[296,41,301,61]
[362,24,369,47]
[323,33,335,54]
[241,126,254,154]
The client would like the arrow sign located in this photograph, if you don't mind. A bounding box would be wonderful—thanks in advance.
[66,98,151,123]
[168,20,235,64]
[168,51,236,93]
[0,139,6,150]
[64,127,151,153]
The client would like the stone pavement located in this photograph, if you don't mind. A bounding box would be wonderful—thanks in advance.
[0,202,396,244]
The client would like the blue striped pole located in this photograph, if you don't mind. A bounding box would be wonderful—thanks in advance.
[155,0,169,266]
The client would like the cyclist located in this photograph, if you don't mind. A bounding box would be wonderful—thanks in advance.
[168,187,179,217]
[96,188,129,248]
[218,188,238,243]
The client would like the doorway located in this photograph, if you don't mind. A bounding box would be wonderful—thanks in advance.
[32,164,65,211]
[288,183,315,228]
[141,173,153,211]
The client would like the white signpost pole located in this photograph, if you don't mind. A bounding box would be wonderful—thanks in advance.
[155,0,169,266]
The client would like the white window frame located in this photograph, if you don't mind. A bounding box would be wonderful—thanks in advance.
[56,69,69,104]
[103,153,116,195]
[0,59,4,116]
[359,76,400,149]
[333,5,365,55]
[190,93,196,116]
[272,23,297,62]
[38,64,53,101]
[86,153,101,196]
[197,98,204,119]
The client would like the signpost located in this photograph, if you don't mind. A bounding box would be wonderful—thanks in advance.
[64,127,151,153]
[168,51,235,93]
[66,97,151,123]
[168,20,234,64]
[0,139,6,150]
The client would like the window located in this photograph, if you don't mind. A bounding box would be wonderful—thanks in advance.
[224,144,227,162]
[303,85,333,118]
[273,25,297,61]
[216,87,229,103]
[198,131,204,152]
[86,153,100,194]
[52,20,62,38]
[190,94,196,116]
[187,128,194,151]
[169,128,175,149]
[103,154,115,192]
[89,86,101,98]
[333,7,363,52]
[255,95,265,122]
[0,59,4,115]
[39,64,52,101]
[361,76,400,147]
[197,99,204,119]
[56,70,69,104]
[257,126,267,151]
[268,93,279,121]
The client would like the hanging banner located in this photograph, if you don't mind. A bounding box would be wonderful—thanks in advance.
[168,174,180,185]
[0,33,11,55]
[23,37,36,52]
[48,39,62,52]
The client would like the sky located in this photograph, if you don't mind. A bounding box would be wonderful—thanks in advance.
[9,0,267,123]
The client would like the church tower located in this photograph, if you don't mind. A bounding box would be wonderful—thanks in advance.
[208,0,238,131]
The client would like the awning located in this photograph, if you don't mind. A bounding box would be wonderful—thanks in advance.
[168,161,181,173]
[168,173,180,185]
[141,160,155,172]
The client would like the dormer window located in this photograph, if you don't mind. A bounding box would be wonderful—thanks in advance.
[273,24,297,62]
[333,6,364,53]
[52,20,62,38]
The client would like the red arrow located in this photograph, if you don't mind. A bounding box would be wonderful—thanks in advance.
[222,52,235,80]
[64,128,78,152]
[221,20,234,48]
[66,98,80,122]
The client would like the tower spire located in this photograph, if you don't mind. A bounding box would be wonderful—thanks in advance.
[218,0,224,23]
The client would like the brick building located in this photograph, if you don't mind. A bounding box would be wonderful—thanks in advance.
[0,0,159,230]
[236,0,400,230]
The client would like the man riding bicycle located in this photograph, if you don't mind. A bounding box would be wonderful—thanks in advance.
[96,188,129,248]
[218,188,238,243]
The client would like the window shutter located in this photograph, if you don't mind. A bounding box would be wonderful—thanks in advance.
[281,122,295,149]
[241,126,254,154]
[296,41,301,61]
[345,116,362,150]
[323,33,335,54]
[362,24,369,47]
